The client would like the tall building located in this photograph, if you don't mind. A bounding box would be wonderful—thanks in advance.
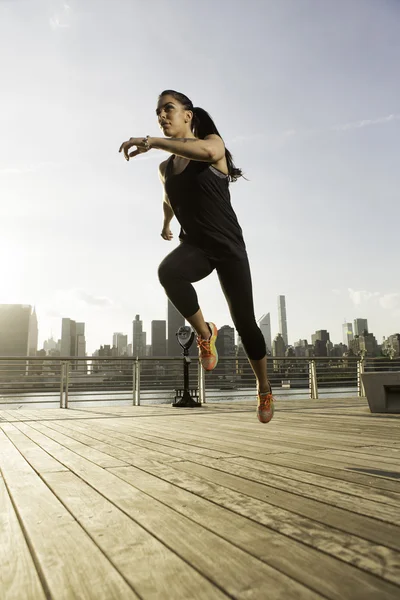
[61,318,76,356]
[132,315,145,357]
[28,307,38,356]
[311,330,330,357]
[272,333,286,372]
[61,318,86,369]
[277,295,288,346]
[342,322,354,347]
[167,299,184,356]
[258,313,272,352]
[151,320,167,356]
[0,304,34,357]
[354,318,368,336]
[113,332,128,356]
[215,325,235,377]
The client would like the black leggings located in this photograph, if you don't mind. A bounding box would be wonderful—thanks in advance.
[158,243,266,360]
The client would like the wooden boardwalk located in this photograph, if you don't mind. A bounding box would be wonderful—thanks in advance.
[1,397,399,599]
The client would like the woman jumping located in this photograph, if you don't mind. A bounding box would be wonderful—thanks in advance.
[119,90,274,423]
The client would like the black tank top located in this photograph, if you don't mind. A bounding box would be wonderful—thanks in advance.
[164,156,246,259]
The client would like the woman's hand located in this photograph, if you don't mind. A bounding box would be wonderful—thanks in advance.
[161,225,173,241]
[119,137,150,161]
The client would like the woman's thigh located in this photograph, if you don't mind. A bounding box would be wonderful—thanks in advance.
[158,243,215,285]
[216,254,257,327]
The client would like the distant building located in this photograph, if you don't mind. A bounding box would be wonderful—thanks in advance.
[382,334,400,358]
[43,336,60,355]
[258,313,272,352]
[311,330,330,357]
[28,307,38,356]
[167,299,184,356]
[277,296,288,345]
[272,333,286,371]
[215,325,235,377]
[132,315,145,357]
[113,333,128,356]
[294,339,308,357]
[342,322,354,347]
[151,320,167,356]
[350,332,378,357]
[0,304,35,357]
[61,318,86,371]
[354,318,368,336]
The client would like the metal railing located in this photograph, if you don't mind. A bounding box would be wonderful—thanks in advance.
[0,355,399,408]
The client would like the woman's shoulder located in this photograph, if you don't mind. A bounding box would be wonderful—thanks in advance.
[159,156,174,180]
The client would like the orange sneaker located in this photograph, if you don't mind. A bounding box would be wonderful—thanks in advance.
[197,322,218,371]
[257,388,275,423]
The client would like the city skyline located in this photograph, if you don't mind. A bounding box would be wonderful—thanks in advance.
[1,1,399,352]
[2,301,397,358]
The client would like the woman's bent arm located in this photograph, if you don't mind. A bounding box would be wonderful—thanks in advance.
[150,134,225,163]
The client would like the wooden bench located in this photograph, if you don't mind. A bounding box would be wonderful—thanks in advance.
[361,371,400,413]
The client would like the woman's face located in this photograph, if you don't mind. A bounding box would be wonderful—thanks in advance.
[156,94,192,137]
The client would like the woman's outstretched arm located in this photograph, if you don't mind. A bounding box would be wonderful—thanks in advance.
[119,134,225,163]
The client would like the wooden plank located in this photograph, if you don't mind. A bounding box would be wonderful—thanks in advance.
[42,420,183,464]
[0,429,139,600]
[76,417,240,460]
[48,418,236,461]
[12,421,325,599]
[38,470,228,599]
[171,458,400,551]
[245,452,400,494]
[221,456,400,507]
[109,460,400,597]
[0,476,46,600]
[0,424,68,473]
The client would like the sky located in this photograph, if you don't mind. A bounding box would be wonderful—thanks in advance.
[1,0,399,353]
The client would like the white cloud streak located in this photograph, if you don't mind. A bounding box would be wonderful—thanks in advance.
[331,114,400,132]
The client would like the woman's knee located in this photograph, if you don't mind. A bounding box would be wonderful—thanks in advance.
[158,256,175,288]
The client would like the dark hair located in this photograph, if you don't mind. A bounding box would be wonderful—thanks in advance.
[159,89,244,183]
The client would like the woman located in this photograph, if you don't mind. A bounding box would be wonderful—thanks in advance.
[119,90,274,423]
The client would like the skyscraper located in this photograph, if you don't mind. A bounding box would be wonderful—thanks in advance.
[132,315,145,357]
[354,318,368,336]
[28,307,38,356]
[342,322,354,347]
[151,320,167,356]
[258,313,272,352]
[61,318,86,369]
[113,332,128,355]
[167,299,184,356]
[0,304,33,356]
[278,295,288,346]
[215,325,235,377]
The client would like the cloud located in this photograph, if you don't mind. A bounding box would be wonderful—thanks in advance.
[348,288,380,306]
[49,17,69,29]
[379,293,400,311]
[49,2,71,29]
[42,289,116,320]
[76,290,115,308]
[348,289,400,313]
[0,162,59,175]
[331,114,400,132]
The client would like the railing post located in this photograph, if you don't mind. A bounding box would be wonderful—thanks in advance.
[60,362,65,408]
[134,359,141,406]
[357,359,365,397]
[198,359,206,404]
[132,358,136,406]
[65,361,70,409]
[309,360,319,399]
